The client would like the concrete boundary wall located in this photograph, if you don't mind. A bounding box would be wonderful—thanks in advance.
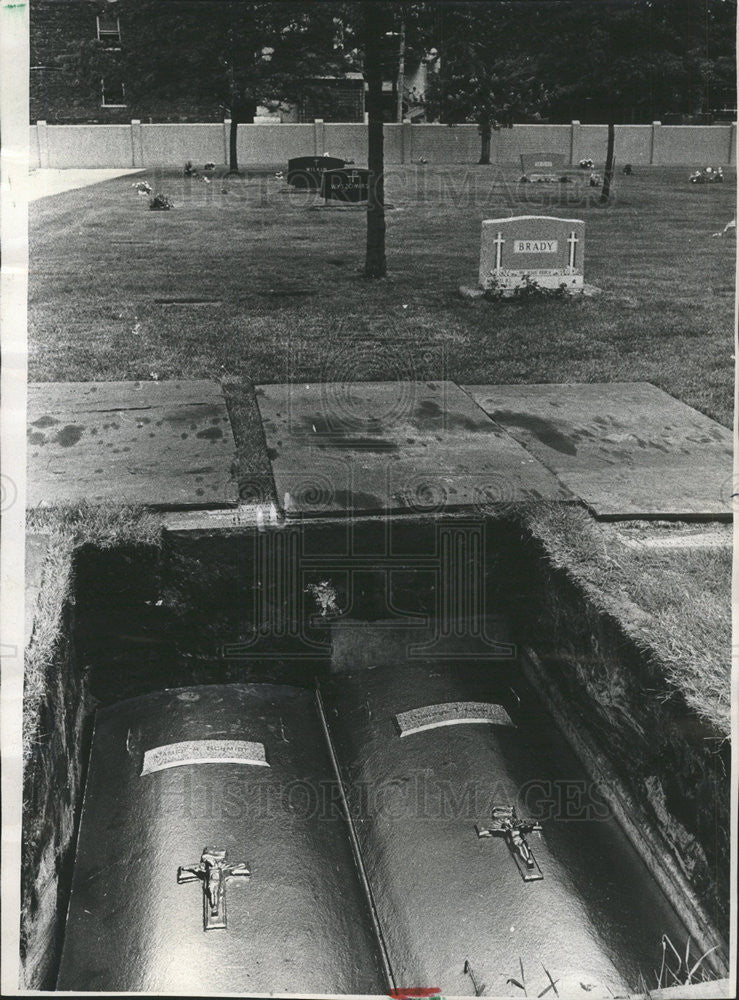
[29,119,736,169]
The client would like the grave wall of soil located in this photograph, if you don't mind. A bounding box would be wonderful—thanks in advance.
[500,521,730,956]
[20,565,88,989]
[20,541,162,989]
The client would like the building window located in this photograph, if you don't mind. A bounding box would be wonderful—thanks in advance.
[97,14,121,48]
[101,78,126,107]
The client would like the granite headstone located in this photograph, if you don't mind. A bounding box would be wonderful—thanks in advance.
[478,215,585,294]
[321,167,370,203]
[287,155,346,189]
[520,152,567,180]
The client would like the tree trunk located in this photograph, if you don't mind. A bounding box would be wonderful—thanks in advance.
[600,121,615,203]
[229,115,239,174]
[479,118,492,164]
[396,17,406,123]
[364,13,386,279]
[228,98,256,175]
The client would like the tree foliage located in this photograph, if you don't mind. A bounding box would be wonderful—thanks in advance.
[425,0,735,129]
[540,0,737,123]
[427,3,551,124]
[67,0,353,168]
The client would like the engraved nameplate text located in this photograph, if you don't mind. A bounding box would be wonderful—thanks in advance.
[141,739,269,775]
[396,701,514,737]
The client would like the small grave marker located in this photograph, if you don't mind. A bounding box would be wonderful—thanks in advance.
[321,167,370,203]
[286,155,345,189]
[478,215,586,294]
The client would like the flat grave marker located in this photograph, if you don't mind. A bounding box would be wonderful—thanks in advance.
[27,380,238,509]
[478,215,585,294]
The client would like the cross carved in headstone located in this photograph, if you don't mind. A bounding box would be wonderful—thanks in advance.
[567,229,579,270]
[177,847,251,930]
[476,805,544,882]
[493,231,505,270]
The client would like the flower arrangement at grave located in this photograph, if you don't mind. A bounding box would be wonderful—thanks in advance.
[304,580,340,617]
[483,273,570,302]
[589,172,602,187]
[579,158,594,169]
[183,161,213,183]
[519,174,560,184]
[132,180,153,196]
[149,192,174,211]
[689,166,724,184]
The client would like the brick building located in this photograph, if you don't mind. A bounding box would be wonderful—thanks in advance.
[30,0,367,124]
[31,0,212,123]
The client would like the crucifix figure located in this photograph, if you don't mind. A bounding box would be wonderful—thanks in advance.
[567,229,579,272]
[476,805,544,882]
[493,231,505,270]
[178,847,251,930]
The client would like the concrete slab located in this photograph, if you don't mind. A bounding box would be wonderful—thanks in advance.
[27,380,238,509]
[25,534,50,647]
[257,380,572,517]
[464,383,733,518]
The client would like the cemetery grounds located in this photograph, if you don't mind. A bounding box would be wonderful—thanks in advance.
[28,162,734,741]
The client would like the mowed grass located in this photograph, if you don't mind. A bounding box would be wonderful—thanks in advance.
[30,165,735,427]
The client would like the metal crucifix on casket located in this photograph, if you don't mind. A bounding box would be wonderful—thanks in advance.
[476,805,544,882]
[177,847,251,930]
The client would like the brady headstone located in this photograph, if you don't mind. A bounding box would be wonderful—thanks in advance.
[321,167,370,203]
[287,155,345,189]
[520,151,567,180]
[478,215,585,294]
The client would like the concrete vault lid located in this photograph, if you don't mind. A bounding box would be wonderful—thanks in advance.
[464,382,732,519]
[26,380,238,509]
[256,379,573,517]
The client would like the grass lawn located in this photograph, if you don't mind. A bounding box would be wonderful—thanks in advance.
[30,164,735,430]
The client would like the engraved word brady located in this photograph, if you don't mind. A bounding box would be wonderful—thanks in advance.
[478,215,585,295]
[513,239,558,253]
